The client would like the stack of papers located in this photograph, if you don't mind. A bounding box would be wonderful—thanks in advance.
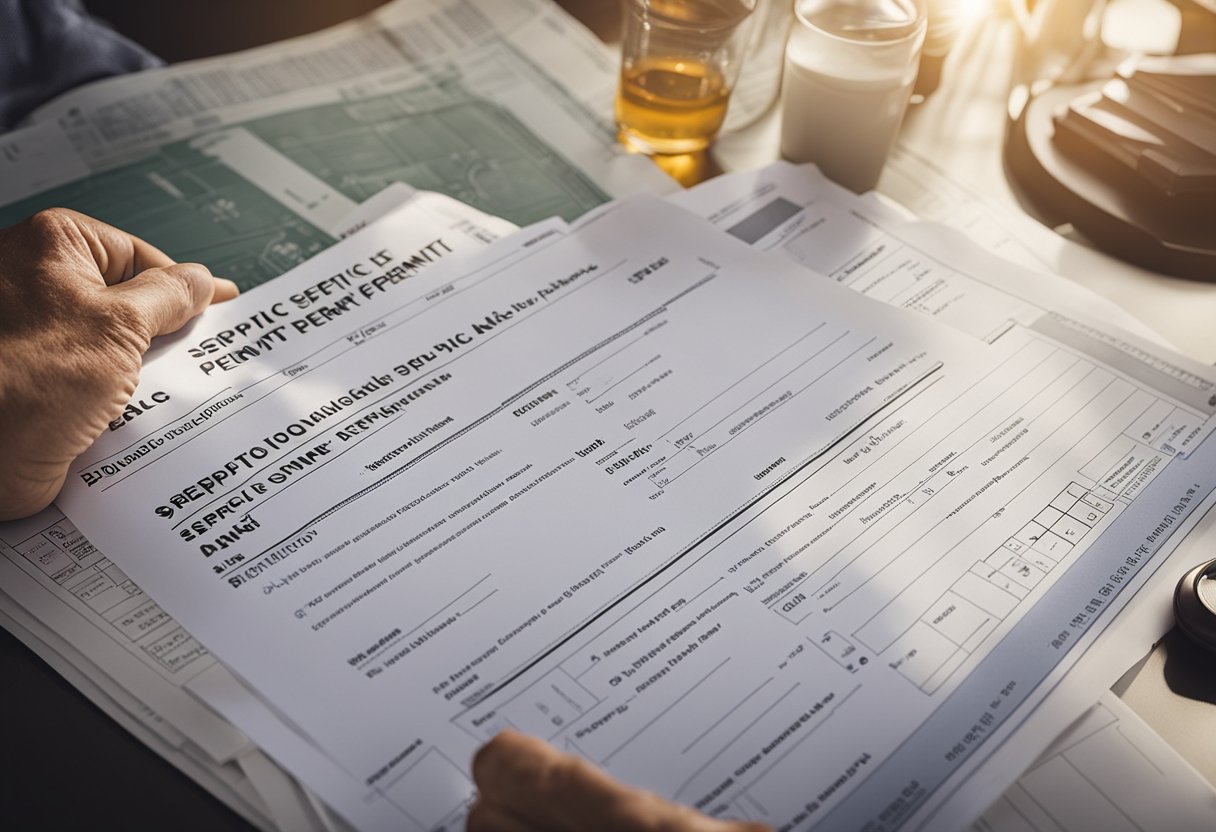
[975,692,1216,832]
[1,2,1214,830]
[0,0,661,826]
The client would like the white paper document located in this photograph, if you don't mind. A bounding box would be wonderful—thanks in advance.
[975,692,1216,832]
[48,194,1216,831]
[877,145,1062,275]
[669,162,1165,346]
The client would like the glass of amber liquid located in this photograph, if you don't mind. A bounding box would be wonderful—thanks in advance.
[615,0,758,155]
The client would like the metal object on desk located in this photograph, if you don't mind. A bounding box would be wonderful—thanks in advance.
[1006,53,1216,280]
[1175,557,1216,654]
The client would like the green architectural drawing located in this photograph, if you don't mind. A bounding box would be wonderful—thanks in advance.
[0,81,609,291]
[0,143,335,291]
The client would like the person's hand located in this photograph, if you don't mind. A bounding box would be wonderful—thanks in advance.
[0,209,237,520]
[469,729,771,832]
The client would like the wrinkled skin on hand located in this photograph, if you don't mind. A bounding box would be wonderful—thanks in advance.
[469,729,772,832]
[0,209,237,520]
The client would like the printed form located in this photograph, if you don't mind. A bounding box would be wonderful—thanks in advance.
[0,190,516,831]
[53,197,1216,831]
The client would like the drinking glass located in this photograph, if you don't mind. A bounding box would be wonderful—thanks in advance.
[616,0,759,155]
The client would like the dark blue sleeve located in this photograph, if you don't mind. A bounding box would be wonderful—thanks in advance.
[0,0,162,130]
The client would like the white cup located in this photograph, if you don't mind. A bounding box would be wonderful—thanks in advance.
[780,0,926,193]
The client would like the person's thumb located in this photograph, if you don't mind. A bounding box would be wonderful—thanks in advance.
[105,263,236,340]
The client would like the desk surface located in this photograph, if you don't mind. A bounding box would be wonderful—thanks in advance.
[4,1,1214,828]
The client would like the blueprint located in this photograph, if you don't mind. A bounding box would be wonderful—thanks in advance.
[233,80,609,224]
[0,81,606,291]
[0,0,672,290]
[0,142,335,291]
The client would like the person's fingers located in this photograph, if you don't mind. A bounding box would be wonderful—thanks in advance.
[104,262,217,340]
[60,208,239,303]
[46,208,177,284]
[472,729,570,805]
[0,465,68,524]
[211,277,240,303]
[473,731,771,832]
[16,209,236,306]
[471,730,646,831]
[465,799,537,832]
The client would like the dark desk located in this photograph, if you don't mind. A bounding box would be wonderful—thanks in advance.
[0,625,255,830]
[5,3,1214,830]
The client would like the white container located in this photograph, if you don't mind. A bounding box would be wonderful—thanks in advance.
[780,0,926,192]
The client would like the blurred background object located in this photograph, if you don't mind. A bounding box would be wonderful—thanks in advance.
[86,0,391,61]
[913,0,980,99]
[721,0,795,130]
[1004,1,1216,280]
